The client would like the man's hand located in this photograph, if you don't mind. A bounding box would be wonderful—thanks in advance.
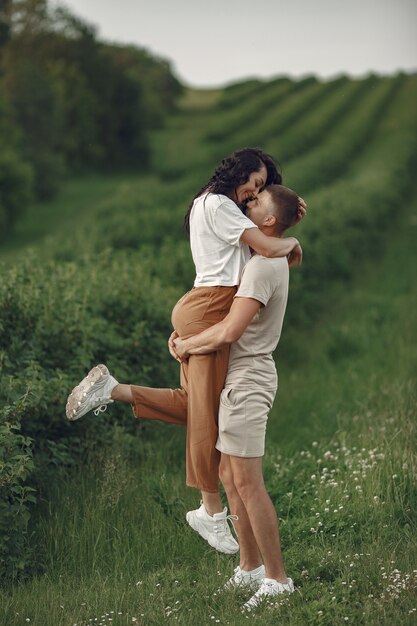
[168,330,181,362]
[173,337,189,361]
[288,242,303,268]
[296,197,307,222]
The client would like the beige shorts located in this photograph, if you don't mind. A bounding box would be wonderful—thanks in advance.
[215,386,277,458]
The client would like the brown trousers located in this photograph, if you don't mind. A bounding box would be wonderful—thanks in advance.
[131,286,236,492]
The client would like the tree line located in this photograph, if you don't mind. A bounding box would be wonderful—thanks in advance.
[0,0,183,238]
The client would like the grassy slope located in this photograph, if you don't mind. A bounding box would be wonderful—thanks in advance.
[1,182,415,626]
[1,77,416,624]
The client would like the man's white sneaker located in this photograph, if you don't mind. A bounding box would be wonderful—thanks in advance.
[66,364,119,421]
[186,503,239,554]
[242,577,294,611]
[223,565,265,590]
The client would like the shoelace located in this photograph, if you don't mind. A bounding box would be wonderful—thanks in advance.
[245,582,275,607]
[93,404,108,416]
[257,580,292,596]
[222,566,242,590]
[213,513,239,536]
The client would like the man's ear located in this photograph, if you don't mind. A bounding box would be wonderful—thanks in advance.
[263,214,277,228]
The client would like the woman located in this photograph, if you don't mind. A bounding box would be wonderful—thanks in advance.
[66,147,305,553]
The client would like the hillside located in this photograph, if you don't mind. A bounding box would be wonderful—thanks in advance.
[1,73,416,625]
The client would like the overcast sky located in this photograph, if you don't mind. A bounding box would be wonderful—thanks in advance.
[55,0,417,87]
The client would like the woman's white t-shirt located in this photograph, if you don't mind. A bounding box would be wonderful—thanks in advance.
[190,193,257,287]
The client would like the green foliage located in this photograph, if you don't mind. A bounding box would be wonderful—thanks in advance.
[217,77,265,108]
[0,95,33,238]
[206,77,295,141]
[5,56,66,198]
[0,416,35,580]
[211,76,339,160]
[0,250,180,433]
[0,69,416,598]
[285,75,403,193]
[1,379,415,622]
[263,75,368,162]
[0,0,183,207]
[0,147,33,238]
[103,44,183,128]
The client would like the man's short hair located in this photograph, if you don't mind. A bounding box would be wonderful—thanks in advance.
[266,185,299,233]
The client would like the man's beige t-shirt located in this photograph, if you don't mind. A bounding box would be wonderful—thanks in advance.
[224,254,289,389]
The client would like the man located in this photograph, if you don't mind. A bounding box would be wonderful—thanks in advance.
[172,184,299,609]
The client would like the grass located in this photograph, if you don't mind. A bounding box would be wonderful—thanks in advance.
[0,174,140,259]
[1,177,415,626]
[1,73,416,625]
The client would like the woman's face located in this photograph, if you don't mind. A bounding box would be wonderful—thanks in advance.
[234,163,268,204]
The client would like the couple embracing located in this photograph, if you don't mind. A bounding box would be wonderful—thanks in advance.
[66,147,306,611]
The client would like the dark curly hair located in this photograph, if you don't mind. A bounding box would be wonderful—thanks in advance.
[183,147,282,234]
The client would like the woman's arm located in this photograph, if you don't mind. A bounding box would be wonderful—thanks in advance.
[240,228,302,266]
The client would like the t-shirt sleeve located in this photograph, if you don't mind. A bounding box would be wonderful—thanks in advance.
[235,257,279,306]
[211,198,257,246]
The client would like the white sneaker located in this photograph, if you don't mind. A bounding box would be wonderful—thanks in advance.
[186,503,239,554]
[242,577,294,611]
[66,364,119,421]
[223,565,265,590]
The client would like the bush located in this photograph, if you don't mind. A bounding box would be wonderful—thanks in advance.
[1,72,416,584]
[0,415,35,580]
[0,1,183,206]
[0,149,33,238]
[0,94,33,238]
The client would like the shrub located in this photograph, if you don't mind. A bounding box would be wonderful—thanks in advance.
[0,149,33,238]
[0,414,35,580]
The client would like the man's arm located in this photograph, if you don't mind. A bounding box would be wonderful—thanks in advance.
[174,297,261,360]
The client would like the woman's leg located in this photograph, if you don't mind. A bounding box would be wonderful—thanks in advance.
[111,384,133,403]
[172,286,236,513]
[129,385,188,426]
[186,348,230,513]
[113,353,226,515]
[111,348,190,427]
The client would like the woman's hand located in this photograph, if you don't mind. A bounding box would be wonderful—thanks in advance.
[168,330,181,362]
[173,337,190,361]
[296,197,307,222]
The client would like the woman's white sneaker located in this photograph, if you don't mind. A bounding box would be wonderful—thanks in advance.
[223,565,265,590]
[242,577,294,611]
[186,503,239,554]
[66,364,119,421]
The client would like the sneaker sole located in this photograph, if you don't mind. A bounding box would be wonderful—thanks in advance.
[66,364,109,421]
[185,512,239,555]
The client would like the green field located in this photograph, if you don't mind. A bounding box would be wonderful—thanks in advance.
[1,73,416,625]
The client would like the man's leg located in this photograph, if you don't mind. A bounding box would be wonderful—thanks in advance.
[228,455,289,583]
[219,454,261,570]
